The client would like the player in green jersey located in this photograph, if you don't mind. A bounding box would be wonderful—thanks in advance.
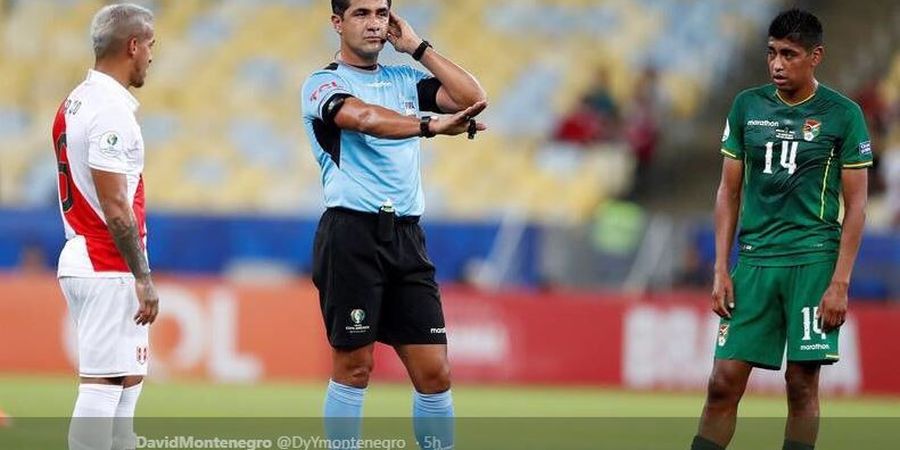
[691,9,872,450]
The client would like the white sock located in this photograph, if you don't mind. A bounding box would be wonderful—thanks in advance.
[112,383,143,450]
[69,383,123,450]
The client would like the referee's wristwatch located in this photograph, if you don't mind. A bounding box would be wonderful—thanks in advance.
[412,40,432,61]
[420,116,436,138]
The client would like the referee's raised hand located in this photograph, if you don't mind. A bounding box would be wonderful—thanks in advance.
[385,12,422,55]
[429,100,488,137]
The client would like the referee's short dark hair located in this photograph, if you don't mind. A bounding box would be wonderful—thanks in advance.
[332,0,392,17]
[769,8,823,50]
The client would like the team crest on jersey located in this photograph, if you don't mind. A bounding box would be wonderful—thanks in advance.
[136,346,149,365]
[803,119,821,142]
[717,324,729,347]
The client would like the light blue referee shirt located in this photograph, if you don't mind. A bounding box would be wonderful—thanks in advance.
[301,61,440,217]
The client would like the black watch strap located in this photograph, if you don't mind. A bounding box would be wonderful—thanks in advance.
[412,40,432,61]
[420,116,436,138]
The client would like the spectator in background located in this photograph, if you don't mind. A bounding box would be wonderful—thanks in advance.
[880,129,900,228]
[552,67,620,146]
[855,77,891,195]
[624,67,661,193]
[18,240,49,275]
[584,67,620,139]
[585,68,619,128]
[677,245,711,288]
[552,96,604,146]
[855,77,889,138]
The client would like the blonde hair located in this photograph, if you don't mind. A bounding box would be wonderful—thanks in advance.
[90,3,154,59]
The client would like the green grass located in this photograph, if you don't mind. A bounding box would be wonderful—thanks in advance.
[1,375,898,417]
[1,376,899,449]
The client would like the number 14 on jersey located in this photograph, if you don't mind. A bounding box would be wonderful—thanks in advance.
[764,141,798,175]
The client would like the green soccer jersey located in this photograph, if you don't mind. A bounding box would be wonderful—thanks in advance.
[720,83,873,266]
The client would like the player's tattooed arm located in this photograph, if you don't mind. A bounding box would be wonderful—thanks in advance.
[107,214,150,279]
[92,169,159,325]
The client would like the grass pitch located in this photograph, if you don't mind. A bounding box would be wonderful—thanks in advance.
[1,376,898,449]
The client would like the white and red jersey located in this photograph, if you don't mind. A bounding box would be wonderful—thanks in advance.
[52,69,148,278]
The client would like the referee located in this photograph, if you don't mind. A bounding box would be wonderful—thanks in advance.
[300,1,487,449]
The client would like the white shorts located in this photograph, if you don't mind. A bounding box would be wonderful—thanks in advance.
[60,277,149,377]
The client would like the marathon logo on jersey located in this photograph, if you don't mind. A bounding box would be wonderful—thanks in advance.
[309,81,345,102]
[346,308,370,334]
[717,324,729,347]
[136,346,149,365]
[859,140,872,155]
[746,119,779,127]
[722,120,730,142]
[803,119,821,142]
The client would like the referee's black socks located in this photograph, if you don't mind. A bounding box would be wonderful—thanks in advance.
[691,435,725,450]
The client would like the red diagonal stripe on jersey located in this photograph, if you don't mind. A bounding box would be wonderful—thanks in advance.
[53,101,146,272]
[134,175,146,246]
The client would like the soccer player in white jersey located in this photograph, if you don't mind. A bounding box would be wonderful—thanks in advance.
[52,4,158,450]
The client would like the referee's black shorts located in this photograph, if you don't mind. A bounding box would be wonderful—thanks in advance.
[312,207,447,350]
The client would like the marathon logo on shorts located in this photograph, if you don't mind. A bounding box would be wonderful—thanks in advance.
[800,343,831,351]
[136,346,149,365]
[430,327,446,334]
[717,324,729,347]
[346,309,370,334]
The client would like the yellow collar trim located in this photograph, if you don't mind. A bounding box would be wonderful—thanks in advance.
[775,84,818,107]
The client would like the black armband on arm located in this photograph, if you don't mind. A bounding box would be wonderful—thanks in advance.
[416,78,443,114]
[322,93,353,126]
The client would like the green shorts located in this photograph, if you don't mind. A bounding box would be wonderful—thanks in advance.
[714,259,840,370]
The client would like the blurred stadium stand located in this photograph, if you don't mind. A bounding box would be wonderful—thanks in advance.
[2,0,900,297]
[0,0,777,220]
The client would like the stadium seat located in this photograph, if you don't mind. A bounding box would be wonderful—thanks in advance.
[0,0,778,219]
